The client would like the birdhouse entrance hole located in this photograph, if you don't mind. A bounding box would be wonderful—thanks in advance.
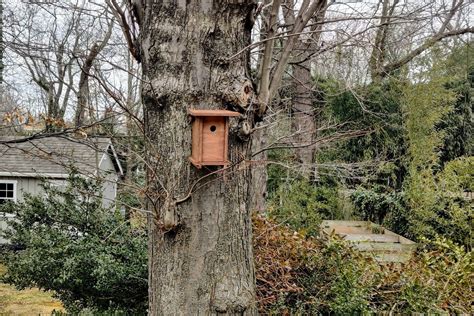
[188,109,240,169]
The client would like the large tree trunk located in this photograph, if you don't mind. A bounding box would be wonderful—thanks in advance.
[291,61,316,179]
[139,1,257,315]
[75,43,100,128]
[75,21,113,128]
[250,126,267,213]
[0,0,3,85]
[285,0,326,180]
[369,0,399,82]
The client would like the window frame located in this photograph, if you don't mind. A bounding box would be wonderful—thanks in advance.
[0,180,17,204]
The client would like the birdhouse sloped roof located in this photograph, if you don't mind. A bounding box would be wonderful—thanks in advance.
[0,136,123,178]
[188,109,240,117]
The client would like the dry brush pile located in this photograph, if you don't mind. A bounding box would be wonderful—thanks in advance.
[252,214,473,314]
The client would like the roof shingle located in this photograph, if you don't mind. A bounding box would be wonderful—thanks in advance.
[0,136,117,178]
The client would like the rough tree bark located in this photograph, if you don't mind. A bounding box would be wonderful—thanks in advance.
[137,1,258,314]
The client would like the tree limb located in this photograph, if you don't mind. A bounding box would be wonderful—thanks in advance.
[380,26,474,77]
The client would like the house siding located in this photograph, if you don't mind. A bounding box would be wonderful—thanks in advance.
[0,137,123,245]
[0,176,48,245]
[99,154,119,209]
[0,161,117,209]
[0,171,117,209]
[0,150,122,245]
[0,176,45,202]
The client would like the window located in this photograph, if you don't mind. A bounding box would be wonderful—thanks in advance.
[0,181,17,204]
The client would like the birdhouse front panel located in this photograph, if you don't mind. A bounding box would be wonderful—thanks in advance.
[188,109,239,168]
[201,116,227,164]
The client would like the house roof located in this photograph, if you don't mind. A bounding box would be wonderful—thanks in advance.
[0,136,123,178]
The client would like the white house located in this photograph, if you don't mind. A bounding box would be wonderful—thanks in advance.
[0,136,123,244]
[0,135,123,205]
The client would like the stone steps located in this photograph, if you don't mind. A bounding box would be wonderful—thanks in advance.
[321,220,416,263]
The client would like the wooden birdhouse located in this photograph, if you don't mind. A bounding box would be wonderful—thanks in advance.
[188,109,240,168]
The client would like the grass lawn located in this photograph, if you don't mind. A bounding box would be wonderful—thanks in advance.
[0,265,64,315]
